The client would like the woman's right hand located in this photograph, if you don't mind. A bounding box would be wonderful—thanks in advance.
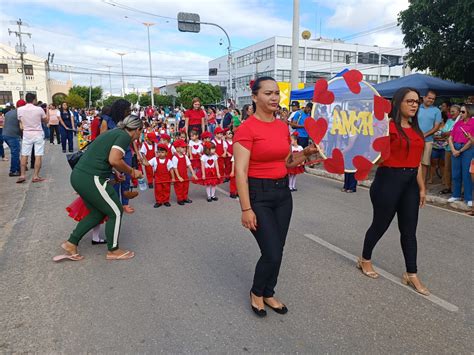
[452,149,460,157]
[241,209,257,231]
[134,169,144,179]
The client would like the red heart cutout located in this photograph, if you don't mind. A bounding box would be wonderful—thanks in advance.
[374,95,391,121]
[304,117,328,145]
[372,136,391,160]
[342,70,363,94]
[313,79,335,105]
[193,145,199,150]
[353,155,373,181]
[323,148,345,174]
[207,159,214,166]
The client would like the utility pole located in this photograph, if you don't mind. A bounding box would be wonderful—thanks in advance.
[107,50,133,97]
[104,65,113,96]
[144,22,155,107]
[290,0,300,91]
[46,52,54,102]
[8,18,31,99]
[88,75,92,108]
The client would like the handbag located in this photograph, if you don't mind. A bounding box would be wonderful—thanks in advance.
[66,141,91,170]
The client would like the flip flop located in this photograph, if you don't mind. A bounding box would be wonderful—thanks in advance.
[106,250,135,260]
[53,254,84,262]
[32,177,46,183]
[16,178,26,184]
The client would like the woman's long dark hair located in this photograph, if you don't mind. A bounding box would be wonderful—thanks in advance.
[251,76,277,113]
[110,99,131,124]
[389,87,424,150]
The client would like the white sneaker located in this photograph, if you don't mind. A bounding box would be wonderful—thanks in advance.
[468,201,473,207]
[447,197,461,203]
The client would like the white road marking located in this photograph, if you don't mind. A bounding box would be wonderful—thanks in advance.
[304,233,459,313]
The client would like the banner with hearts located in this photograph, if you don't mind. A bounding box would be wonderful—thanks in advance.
[310,70,390,177]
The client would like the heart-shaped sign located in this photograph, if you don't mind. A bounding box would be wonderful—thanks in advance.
[193,145,199,150]
[374,95,392,121]
[343,70,363,94]
[323,148,345,174]
[207,159,214,166]
[353,155,373,181]
[372,136,391,160]
[313,79,335,105]
[304,117,328,145]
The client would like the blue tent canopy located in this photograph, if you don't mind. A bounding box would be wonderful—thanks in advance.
[290,72,474,100]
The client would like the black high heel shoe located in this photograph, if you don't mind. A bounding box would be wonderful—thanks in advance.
[250,292,266,317]
[264,298,288,314]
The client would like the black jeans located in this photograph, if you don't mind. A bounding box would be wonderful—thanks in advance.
[49,125,60,144]
[362,167,420,273]
[60,126,74,152]
[248,176,293,297]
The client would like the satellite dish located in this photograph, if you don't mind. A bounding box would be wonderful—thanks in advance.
[302,30,311,40]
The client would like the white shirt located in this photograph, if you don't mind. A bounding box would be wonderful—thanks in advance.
[189,140,203,155]
[171,154,192,169]
[18,103,46,139]
[212,138,228,151]
[291,145,303,153]
[140,142,155,155]
[148,157,174,172]
[201,154,218,168]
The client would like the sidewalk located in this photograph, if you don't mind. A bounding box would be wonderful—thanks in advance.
[305,163,471,212]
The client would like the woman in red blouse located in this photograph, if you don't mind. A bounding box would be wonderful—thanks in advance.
[234,77,318,317]
[358,87,430,296]
[184,97,206,137]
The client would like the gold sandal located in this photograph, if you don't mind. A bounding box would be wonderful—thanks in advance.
[356,257,379,279]
[402,273,430,296]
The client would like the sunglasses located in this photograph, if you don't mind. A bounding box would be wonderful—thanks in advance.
[460,110,466,113]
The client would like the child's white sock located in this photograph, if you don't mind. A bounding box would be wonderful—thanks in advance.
[211,186,216,197]
[206,186,212,198]
[91,225,102,242]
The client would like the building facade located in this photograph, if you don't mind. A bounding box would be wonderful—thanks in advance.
[0,43,49,106]
[208,36,410,106]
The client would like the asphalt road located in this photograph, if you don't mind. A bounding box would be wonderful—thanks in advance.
[0,144,472,353]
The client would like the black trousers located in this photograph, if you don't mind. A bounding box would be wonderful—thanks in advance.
[248,176,293,297]
[362,167,420,273]
[49,125,60,144]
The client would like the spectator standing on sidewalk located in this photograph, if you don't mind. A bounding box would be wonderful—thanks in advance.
[16,93,48,183]
[439,105,461,195]
[47,104,61,145]
[290,102,312,148]
[2,100,25,176]
[59,102,75,153]
[418,90,442,183]
[0,108,6,162]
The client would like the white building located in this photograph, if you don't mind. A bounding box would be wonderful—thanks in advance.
[0,43,49,106]
[209,36,410,106]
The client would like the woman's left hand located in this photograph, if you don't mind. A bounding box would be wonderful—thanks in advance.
[303,144,320,157]
[419,190,426,208]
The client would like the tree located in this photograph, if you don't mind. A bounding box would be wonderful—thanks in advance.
[139,94,151,107]
[399,0,474,84]
[176,82,222,108]
[66,93,86,109]
[52,94,67,107]
[124,93,139,105]
[102,96,124,107]
[153,94,174,107]
[68,85,103,106]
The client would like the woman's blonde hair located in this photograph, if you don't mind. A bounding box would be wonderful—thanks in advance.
[117,115,143,131]
[462,104,474,118]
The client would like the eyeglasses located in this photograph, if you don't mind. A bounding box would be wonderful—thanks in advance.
[460,110,466,113]
[404,99,421,106]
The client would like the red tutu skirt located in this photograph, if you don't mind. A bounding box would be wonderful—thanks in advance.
[191,154,201,171]
[193,167,223,186]
[287,165,305,175]
[66,197,107,223]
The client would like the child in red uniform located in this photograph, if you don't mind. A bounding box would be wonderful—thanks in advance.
[195,141,222,202]
[140,132,158,188]
[149,144,175,208]
[188,130,203,173]
[229,155,238,199]
[212,127,228,180]
[224,129,234,179]
[287,132,304,191]
[159,133,175,159]
[178,127,187,142]
[172,139,198,205]
[201,131,212,143]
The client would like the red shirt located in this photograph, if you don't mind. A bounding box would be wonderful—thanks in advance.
[90,116,100,141]
[380,121,424,168]
[234,115,290,179]
[185,109,205,126]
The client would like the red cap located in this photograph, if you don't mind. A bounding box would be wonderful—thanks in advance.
[157,143,169,152]
[214,127,225,135]
[146,132,158,142]
[173,139,187,148]
[292,131,299,137]
[160,133,171,141]
[201,131,212,139]
[16,99,26,107]
[203,141,213,149]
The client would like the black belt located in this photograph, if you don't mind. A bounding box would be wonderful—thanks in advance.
[380,167,418,172]
[248,176,289,189]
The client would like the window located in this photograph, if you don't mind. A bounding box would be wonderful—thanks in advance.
[19,91,37,99]
[277,45,292,59]
[0,91,13,105]
[236,53,252,68]
[333,50,356,63]
[24,64,34,75]
[306,71,330,83]
[381,55,401,66]
[299,71,305,82]
[256,70,273,78]
[307,48,331,61]
[254,46,274,61]
[364,75,378,83]
[299,47,305,60]
[276,69,291,82]
[358,52,379,65]
[235,75,252,88]
[0,64,8,74]
[379,75,390,83]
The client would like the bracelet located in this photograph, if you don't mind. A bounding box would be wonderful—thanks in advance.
[241,207,252,212]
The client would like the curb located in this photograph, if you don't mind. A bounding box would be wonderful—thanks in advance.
[305,167,471,212]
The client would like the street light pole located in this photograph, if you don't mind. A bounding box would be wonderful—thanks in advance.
[144,22,155,107]
[291,0,300,91]
[107,49,133,97]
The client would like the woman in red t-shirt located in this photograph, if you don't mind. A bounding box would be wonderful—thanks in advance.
[359,87,430,296]
[184,97,206,137]
[234,77,318,317]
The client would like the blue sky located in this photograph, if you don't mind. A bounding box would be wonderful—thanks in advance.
[0,0,408,93]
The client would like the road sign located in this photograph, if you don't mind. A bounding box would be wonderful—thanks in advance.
[177,12,200,33]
